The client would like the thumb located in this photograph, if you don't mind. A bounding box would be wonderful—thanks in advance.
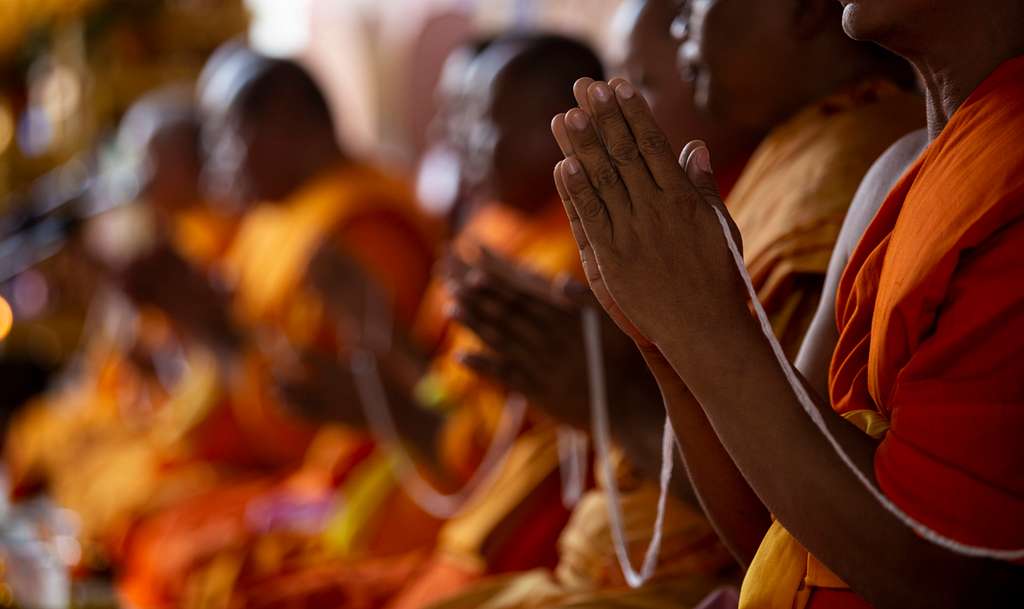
[680,140,743,254]
[680,140,722,205]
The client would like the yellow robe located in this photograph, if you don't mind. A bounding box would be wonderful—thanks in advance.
[726,80,923,356]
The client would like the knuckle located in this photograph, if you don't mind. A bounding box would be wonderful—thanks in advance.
[637,129,670,156]
[593,163,622,190]
[576,197,605,221]
[608,140,640,165]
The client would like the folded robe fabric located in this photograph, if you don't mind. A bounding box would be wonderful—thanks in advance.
[742,56,1024,609]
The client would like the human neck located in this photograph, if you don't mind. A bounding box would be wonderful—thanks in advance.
[898,10,1024,140]
[780,38,899,132]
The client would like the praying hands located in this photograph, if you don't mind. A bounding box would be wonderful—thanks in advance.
[550,77,749,369]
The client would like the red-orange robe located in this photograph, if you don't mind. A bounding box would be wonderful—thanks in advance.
[118,162,441,609]
[741,56,1024,609]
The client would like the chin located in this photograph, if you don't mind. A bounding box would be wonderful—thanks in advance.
[839,0,903,44]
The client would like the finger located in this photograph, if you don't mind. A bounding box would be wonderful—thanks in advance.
[681,140,743,252]
[586,80,657,201]
[456,281,568,349]
[573,77,596,116]
[451,300,535,360]
[551,113,576,158]
[558,157,615,252]
[563,108,631,222]
[612,81,687,191]
[555,161,605,294]
[459,352,541,396]
[476,247,553,297]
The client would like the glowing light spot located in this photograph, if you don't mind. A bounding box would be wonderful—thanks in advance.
[0,296,11,342]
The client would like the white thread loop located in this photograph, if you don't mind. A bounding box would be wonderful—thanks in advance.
[709,205,1024,560]
[350,349,527,519]
[346,284,530,519]
[583,307,674,588]
[557,427,588,508]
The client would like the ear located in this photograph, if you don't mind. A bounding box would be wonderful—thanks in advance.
[792,0,837,40]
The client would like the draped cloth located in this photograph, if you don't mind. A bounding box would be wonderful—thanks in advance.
[426,451,736,609]
[740,57,1024,609]
[726,80,923,356]
[117,162,441,609]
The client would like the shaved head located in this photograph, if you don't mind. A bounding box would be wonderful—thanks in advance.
[201,52,342,206]
[460,33,604,212]
[119,85,202,213]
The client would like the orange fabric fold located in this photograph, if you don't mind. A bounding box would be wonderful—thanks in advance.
[745,56,1024,609]
[831,56,1024,559]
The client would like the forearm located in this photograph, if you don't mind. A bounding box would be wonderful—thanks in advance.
[659,311,1016,609]
[639,346,770,568]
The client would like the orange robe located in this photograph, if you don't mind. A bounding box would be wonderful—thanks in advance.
[740,57,1024,609]
[118,162,441,609]
[727,80,923,356]
[384,199,584,609]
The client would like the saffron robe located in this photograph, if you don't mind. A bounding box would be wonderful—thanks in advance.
[740,57,1024,609]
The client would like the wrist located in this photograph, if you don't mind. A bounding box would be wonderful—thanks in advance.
[656,301,763,390]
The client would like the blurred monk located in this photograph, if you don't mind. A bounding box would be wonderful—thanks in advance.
[549,0,1024,608]
[377,33,607,609]
[4,87,237,571]
[431,3,761,607]
[118,54,442,609]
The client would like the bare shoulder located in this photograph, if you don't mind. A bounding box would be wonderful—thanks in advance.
[838,128,929,258]
[794,128,928,393]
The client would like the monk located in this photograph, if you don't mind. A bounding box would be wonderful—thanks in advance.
[377,34,608,609]
[551,0,1024,607]
[3,87,239,571]
[430,3,763,607]
[117,55,442,609]
[438,0,921,606]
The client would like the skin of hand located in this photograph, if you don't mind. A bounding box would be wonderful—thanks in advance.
[118,242,242,358]
[447,250,688,492]
[550,77,1024,609]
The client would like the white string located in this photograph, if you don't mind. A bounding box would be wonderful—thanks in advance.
[583,307,675,588]
[556,427,588,508]
[344,282,532,519]
[708,205,1024,560]
[350,349,527,519]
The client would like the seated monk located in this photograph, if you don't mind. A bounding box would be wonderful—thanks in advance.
[376,34,609,609]
[428,2,764,607]
[3,88,245,571]
[549,0,1024,608]
[117,54,443,609]
[432,0,923,607]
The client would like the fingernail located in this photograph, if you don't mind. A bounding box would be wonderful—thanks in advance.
[565,157,581,175]
[616,82,635,99]
[691,146,713,174]
[568,109,588,131]
[592,83,612,103]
